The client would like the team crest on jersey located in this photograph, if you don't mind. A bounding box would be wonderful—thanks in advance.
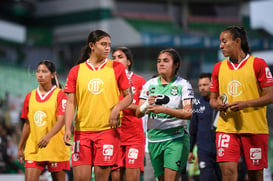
[170,86,178,96]
[34,110,47,127]
[73,153,79,161]
[218,148,224,157]
[227,80,242,97]
[88,78,104,94]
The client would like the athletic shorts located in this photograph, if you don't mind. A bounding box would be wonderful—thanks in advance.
[25,160,70,172]
[112,143,145,172]
[148,133,189,178]
[72,129,120,167]
[216,132,268,170]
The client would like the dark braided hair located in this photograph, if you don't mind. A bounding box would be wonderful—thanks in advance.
[223,26,251,55]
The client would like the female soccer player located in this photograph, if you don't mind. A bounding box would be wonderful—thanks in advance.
[17,60,70,181]
[136,48,194,181]
[64,30,132,181]
[111,47,146,181]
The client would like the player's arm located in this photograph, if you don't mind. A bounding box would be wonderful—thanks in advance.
[64,93,76,145]
[147,98,193,120]
[229,86,273,112]
[17,119,30,164]
[109,87,132,128]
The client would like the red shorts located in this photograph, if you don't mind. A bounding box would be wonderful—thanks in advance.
[112,144,145,172]
[216,132,268,170]
[25,160,70,172]
[72,129,120,167]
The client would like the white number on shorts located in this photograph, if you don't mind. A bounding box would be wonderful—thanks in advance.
[73,140,80,153]
[218,134,230,148]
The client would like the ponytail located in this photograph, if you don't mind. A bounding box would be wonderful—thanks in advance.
[76,45,90,65]
[53,73,63,89]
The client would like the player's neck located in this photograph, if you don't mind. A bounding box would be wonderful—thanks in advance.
[38,84,55,94]
[160,74,175,84]
[88,57,106,67]
[230,52,246,64]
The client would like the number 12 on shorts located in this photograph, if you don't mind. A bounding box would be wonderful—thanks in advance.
[217,134,230,148]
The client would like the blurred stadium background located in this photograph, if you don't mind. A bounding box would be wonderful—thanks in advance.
[0,0,273,180]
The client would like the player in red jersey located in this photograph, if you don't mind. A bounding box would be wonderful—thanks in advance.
[64,30,132,181]
[17,60,70,181]
[111,47,146,181]
[210,26,273,181]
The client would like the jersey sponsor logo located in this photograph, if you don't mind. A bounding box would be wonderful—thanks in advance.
[34,110,47,127]
[265,67,273,79]
[250,148,261,159]
[88,78,104,94]
[227,80,242,97]
[128,148,139,159]
[187,88,194,97]
[250,148,261,165]
[62,99,67,112]
[149,87,155,94]
[103,144,113,156]
[192,98,200,105]
[155,95,170,105]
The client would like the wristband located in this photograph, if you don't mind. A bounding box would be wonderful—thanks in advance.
[140,100,149,113]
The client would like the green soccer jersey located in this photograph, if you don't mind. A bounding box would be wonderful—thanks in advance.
[140,76,194,142]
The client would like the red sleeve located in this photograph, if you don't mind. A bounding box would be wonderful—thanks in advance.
[132,74,146,105]
[113,61,131,90]
[210,62,222,93]
[253,57,273,88]
[21,92,32,120]
[64,65,80,93]
[56,90,67,115]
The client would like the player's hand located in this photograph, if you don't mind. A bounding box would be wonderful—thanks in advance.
[187,152,195,163]
[38,135,50,148]
[147,105,164,114]
[229,101,248,112]
[109,107,120,128]
[17,150,25,165]
[64,130,72,146]
[147,95,157,105]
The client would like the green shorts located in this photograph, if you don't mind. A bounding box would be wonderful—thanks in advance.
[148,133,189,178]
